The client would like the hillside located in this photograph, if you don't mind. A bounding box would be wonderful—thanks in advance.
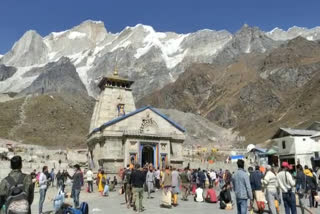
[0,93,94,148]
[138,37,320,145]
[0,93,237,148]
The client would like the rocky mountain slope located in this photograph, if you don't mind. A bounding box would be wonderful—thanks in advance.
[138,37,320,145]
[158,109,238,146]
[21,57,87,95]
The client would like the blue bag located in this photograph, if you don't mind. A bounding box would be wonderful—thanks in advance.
[64,207,82,214]
[80,202,89,214]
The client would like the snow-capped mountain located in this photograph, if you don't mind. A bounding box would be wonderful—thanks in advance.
[267,26,320,41]
[0,20,319,99]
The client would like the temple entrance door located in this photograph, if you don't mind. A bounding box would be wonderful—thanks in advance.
[142,145,154,166]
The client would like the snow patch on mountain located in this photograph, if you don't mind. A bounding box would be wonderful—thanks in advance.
[111,40,131,52]
[51,30,68,39]
[0,65,44,93]
[133,25,188,69]
[68,31,87,40]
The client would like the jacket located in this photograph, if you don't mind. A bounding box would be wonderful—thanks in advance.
[180,172,190,184]
[146,171,154,182]
[171,170,180,187]
[296,170,306,191]
[162,171,172,187]
[70,170,83,190]
[232,168,253,200]
[39,172,48,190]
[250,170,263,191]
[277,170,295,193]
[263,170,278,191]
[131,170,146,188]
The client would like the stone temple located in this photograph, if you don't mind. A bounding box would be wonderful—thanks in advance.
[87,70,185,173]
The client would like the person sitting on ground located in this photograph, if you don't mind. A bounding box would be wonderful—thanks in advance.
[219,183,232,209]
[109,181,115,192]
[113,176,118,186]
[205,185,217,203]
[194,184,204,202]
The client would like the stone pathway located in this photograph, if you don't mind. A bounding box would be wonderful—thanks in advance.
[8,95,31,138]
[31,184,314,214]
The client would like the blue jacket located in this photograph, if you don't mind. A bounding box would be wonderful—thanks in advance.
[250,170,263,191]
[232,169,253,200]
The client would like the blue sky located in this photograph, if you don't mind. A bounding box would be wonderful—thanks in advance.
[1,0,319,54]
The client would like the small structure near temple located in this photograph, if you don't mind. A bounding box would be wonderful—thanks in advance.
[87,70,185,173]
[270,123,320,168]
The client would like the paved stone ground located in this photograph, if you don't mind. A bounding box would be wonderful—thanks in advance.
[31,185,315,214]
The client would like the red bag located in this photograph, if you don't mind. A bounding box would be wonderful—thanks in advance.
[254,190,266,211]
[192,184,196,195]
[256,201,265,211]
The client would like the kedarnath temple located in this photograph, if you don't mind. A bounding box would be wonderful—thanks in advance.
[87,69,185,173]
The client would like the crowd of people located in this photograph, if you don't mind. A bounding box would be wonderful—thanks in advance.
[119,163,234,213]
[233,159,320,214]
[1,155,320,214]
[0,155,86,214]
[118,160,320,214]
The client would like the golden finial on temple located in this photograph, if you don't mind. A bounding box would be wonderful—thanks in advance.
[113,66,118,76]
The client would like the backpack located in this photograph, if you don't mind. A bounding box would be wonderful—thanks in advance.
[80,202,89,214]
[64,207,82,214]
[123,170,132,183]
[5,174,30,214]
[101,176,106,185]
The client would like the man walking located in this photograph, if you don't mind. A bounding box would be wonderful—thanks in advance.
[161,166,172,208]
[39,165,49,214]
[0,156,34,214]
[50,168,55,187]
[86,168,94,193]
[180,168,190,201]
[171,167,180,206]
[131,164,145,213]
[232,159,253,214]
[209,170,216,186]
[197,169,206,189]
[146,166,154,199]
[123,164,133,207]
[277,162,296,214]
[67,164,83,208]
[263,165,279,214]
[154,167,161,190]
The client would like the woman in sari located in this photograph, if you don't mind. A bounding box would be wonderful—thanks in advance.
[98,170,107,194]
